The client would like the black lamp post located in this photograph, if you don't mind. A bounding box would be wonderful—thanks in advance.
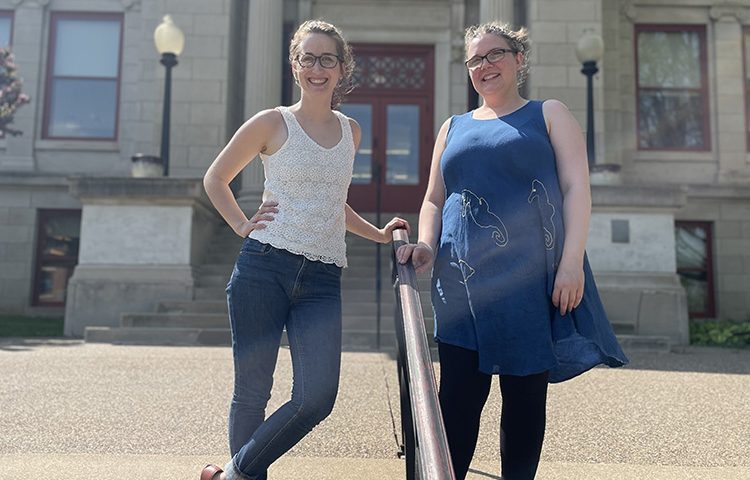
[575,31,604,169]
[153,15,184,176]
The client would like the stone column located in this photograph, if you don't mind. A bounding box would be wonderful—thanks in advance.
[237,0,284,209]
[479,0,514,25]
[0,0,48,172]
[710,6,748,182]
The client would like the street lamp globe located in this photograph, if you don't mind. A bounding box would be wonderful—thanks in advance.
[575,30,604,64]
[154,15,184,56]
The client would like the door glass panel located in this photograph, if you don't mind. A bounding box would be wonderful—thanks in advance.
[386,104,419,185]
[340,103,372,184]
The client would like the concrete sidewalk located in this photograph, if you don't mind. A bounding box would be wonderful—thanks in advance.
[1,339,749,479]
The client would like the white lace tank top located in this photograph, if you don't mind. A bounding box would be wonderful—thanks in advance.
[248,106,355,267]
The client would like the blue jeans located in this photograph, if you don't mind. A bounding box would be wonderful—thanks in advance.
[223,238,342,480]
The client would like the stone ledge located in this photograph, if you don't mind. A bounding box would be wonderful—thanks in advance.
[684,183,750,200]
[0,173,71,188]
[591,184,686,210]
[68,176,210,207]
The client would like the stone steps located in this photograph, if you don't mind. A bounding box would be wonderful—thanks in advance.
[84,326,401,350]
[86,216,667,351]
[154,299,433,317]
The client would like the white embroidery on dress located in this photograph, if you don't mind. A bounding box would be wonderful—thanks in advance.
[527,179,556,250]
[450,260,476,284]
[460,189,509,247]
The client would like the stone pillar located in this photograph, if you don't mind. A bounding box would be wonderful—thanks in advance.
[479,0,514,24]
[710,6,748,182]
[64,178,218,337]
[588,185,690,345]
[0,0,48,172]
[237,0,284,209]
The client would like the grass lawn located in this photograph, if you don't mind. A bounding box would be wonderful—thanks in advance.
[0,315,64,337]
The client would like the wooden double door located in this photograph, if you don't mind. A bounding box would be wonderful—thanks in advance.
[341,44,434,213]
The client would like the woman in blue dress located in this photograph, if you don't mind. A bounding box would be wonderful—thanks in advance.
[397,22,628,480]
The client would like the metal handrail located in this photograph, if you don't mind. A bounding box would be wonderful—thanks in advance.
[391,229,455,480]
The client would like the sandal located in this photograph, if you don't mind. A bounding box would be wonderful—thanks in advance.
[200,464,223,480]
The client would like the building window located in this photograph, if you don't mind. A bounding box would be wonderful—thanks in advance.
[0,11,12,47]
[43,12,123,140]
[33,209,81,306]
[635,25,709,151]
[675,221,715,318]
[0,11,13,139]
[744,27,750,151]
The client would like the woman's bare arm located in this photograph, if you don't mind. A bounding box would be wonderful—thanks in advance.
[543,99,591,314]
[203,110,283,237]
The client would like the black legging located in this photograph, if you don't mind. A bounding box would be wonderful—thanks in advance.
[437,342,549,480]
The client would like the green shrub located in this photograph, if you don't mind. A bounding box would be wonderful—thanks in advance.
[690,319,750,348]
[0,315,64,337]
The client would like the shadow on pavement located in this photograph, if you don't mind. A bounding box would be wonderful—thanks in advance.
[373,344,750,376]
[468,467,502,479]
[0,337,84,352]
[620,347,750,375]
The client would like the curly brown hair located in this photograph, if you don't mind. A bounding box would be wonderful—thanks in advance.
[289,20,355,109]
[465,21,531,88]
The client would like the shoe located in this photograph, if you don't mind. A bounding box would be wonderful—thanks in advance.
[200,464,223,480]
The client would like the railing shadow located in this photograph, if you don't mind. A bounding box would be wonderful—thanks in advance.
[391,229,455,480]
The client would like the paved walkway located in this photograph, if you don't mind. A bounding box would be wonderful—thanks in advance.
[1,339,749,479]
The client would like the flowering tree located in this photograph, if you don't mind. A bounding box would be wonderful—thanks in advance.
[0,47,30,137]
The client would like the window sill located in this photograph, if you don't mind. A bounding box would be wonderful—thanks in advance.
[35,139,119,152]
[633,150,714,163]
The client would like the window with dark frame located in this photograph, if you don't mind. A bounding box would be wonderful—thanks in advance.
[0,10,12,47]
[675,221,715,319]
[42,12,123,140]
[0,10,13,138]
[0,11,13,139]
[33,209,81,307]
[635,25,710,151]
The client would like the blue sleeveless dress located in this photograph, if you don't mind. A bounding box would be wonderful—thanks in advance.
[432,100,628,383]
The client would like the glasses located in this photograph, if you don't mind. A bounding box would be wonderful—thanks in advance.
[465,48,518,70]
[296,53,342,69]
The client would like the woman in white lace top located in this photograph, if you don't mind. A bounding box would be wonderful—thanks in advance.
[201,20,409,480]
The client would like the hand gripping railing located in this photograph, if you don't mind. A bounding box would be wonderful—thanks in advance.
[391,229,455,480]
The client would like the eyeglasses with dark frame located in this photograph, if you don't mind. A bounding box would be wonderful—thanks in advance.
[296,52,342,69]
[464,48,518,70]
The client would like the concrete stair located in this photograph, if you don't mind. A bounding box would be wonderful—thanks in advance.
[85,221,432,348]
[84,221,672,353]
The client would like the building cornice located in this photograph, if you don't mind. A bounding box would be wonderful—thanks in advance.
[709,2,747,22]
